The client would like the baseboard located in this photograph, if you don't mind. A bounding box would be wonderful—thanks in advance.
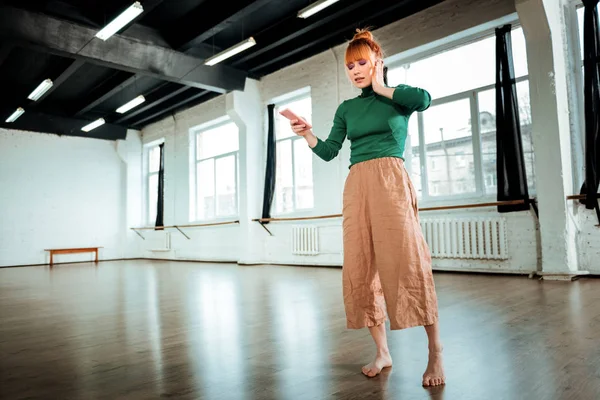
[0,258,142,268]
[238,261,342,268]
[137,257,237,264]
[431,266,535,276]
[533,270,591,281]
[0,258,237,268]
[2,260,595,281]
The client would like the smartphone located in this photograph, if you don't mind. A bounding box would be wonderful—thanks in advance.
[279,108,312,129]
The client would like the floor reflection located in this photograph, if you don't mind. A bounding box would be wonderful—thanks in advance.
[269,278,327,400]
[190,270,247,399]
[1,261,600,400]
[146,266,165,395]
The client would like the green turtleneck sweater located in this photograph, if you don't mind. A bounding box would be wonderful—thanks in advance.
[311,84,431,167]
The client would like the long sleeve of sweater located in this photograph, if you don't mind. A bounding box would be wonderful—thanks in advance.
[311,102,347,162]
[392,84,432,113]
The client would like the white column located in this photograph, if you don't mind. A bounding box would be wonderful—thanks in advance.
[227,78,266,264]
[115,129,143,258]
[516,0,586,279]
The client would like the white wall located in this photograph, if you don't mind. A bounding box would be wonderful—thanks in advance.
[0,128,142,267]
[227,79,267,264]
[138,0,598,275]
[116,130,144,259]
[577,205,600,274]
[515,0,581,277]
[138,97,240,262]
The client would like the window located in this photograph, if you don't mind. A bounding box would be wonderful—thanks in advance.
[144,141,163,225]
[422,98,476,197]
[573,3,599,187]
[478,80,535,195]
[575,5,598,120]
[388,25,535,202]
[575,5,594,109]
[577,4,599,61]
[486,174,497,188]
[274,93,314,214]
[192,119,239,221]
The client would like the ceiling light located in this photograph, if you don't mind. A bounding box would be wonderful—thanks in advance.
[5,107,24,123]
[204,37,256,66]
[96,2,144,41]
[297,0,341,18]
[82,118,105,132]
[28,79,53,101]
[116,95,145,114]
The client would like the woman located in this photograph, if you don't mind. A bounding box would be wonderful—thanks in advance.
[290,29,445,387]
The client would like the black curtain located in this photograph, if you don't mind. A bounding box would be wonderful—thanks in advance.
[495,24,531,213]
[155,143,165,230]
[579,0,600,223]
[261,104,276,222]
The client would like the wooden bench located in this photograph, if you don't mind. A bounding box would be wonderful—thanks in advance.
[44,247,102,266]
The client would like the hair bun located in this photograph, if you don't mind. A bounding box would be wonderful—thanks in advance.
[345,27,384,61]
[352,28,374,42]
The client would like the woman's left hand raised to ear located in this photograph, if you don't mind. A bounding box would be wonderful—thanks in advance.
[372,59,394,99]
[372,59,385,92]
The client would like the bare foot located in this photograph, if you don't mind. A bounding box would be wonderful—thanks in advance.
[362,351,393,378]
[422,349,445,387]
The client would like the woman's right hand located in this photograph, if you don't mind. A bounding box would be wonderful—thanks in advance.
[290,119,312,137]
[290,118,318,148]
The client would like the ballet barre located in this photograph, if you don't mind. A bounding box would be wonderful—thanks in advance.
[130,220,240,240]
[568,194,600,226]
[252,199,534,235]
[566,194,600,200]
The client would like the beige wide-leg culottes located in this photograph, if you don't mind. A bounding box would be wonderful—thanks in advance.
[342,157,439,330]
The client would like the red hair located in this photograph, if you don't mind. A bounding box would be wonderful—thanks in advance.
[344,28,383,65]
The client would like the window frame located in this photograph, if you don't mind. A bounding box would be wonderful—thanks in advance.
[385,21,535,206]
[569,1,594,190]
[272,91,315,216]
[190,118,240,222]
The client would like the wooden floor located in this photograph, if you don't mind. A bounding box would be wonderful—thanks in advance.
[1,261,599,400]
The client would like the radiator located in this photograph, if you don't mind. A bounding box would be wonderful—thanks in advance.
[419,217,508,260]
[149,231,171,252]
[292,225,319,255]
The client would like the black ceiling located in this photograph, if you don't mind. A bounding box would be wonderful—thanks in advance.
[0,0,442,140]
